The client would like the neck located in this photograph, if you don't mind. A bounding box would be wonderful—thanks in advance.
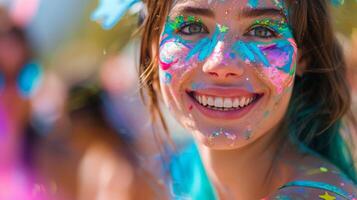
[198,128,296,200]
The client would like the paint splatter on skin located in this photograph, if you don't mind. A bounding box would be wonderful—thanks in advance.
[247,0,258,8]
[159,3,298,143]
[164,72,172,84]
[244,127,253,140]
[159,14,297,94]
[319,192,336,200]
[208,128,237,144]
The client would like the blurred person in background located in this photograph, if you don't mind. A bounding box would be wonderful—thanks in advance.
[34,69,164,199]
[0,6,47,200]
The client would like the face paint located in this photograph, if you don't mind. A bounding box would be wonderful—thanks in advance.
[159,15,202,72]
[159,0,299,149]
[230,18,297,93]
[247,0,259,8]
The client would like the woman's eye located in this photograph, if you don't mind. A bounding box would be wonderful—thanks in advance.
[178,23,207,35]
[246,26,277,39]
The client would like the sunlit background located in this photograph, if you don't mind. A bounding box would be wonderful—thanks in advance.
[0,0,356,199]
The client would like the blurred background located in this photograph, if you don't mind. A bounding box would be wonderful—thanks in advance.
[0,0,355,199]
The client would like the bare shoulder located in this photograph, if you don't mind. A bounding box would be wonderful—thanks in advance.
[267,155,357,199]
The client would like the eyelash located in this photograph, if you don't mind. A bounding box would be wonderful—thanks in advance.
[177,22,208,35]
[245,25,279,39]
[175,22,279,39]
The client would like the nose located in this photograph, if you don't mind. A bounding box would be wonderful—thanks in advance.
[202,41,245,79]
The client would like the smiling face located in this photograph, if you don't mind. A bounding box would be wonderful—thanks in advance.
[158,0,298,149]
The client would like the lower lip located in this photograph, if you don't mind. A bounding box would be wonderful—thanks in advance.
[188,94,262,120]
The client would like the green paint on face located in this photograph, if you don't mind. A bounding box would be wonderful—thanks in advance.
[168,15,203,32]
[218,24,229,33]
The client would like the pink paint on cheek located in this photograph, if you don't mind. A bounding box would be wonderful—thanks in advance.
[261,67,289,94]
[259,41,297,94]
[159,58,178,70]
[159,40,190,71]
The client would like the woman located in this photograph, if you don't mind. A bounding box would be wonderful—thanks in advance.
[136,0,357,199]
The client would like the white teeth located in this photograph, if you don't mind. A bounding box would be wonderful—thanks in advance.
[202,96,207,106]
[192,93,257,110]
[215,97,223,108]
[207,97,214,106]
[247,97,253,105]
[233,98,239,108]
[223,98,233,108]
[239,97,246,107]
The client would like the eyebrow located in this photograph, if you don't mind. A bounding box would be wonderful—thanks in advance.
[178,6,215,18]
[241,8,287,19]
[174,7,286,20]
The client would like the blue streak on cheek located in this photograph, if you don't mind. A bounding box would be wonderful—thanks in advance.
[186,38,210,61]
[160,19,192,49]
[232,41,255,62]
[231,41,270,67]
[186,26,225,62]
[164,72,172,84]
[247,43,270,67]
[275,40,295,74]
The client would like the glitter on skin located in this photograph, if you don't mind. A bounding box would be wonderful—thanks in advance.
[160,15,297,81]
[209,128,237,142]
[159,3,298,143]
[244,127,252,140]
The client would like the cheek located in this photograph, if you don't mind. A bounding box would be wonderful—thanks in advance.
[259,40,297,94]
[158,39,195,84]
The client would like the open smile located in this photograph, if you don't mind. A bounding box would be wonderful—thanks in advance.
[187,88,263,120]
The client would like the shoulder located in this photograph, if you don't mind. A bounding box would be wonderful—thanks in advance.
[267,162,357,200]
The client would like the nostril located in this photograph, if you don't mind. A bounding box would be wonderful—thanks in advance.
[209,72,219,77]
[226,73,237,78]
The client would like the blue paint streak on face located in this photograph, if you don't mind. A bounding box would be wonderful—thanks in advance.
[161,17,296,74]
[187,26,225,62]
[247,43,270,67]
[160,18,194,50]
[186,38,210,61]
[232,41,255,62]
[247,0,259,8]
[274,40,295,73]
[164,72,172,84]
[232,41,270,67]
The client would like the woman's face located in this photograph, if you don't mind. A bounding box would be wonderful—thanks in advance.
[158,0,298,149]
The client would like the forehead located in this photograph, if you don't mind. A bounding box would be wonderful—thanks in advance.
[170,0,287,16]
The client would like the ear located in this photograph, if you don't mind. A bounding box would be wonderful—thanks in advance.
[296,49,307,77]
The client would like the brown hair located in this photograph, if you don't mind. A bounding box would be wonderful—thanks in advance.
[138,0,357,181]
